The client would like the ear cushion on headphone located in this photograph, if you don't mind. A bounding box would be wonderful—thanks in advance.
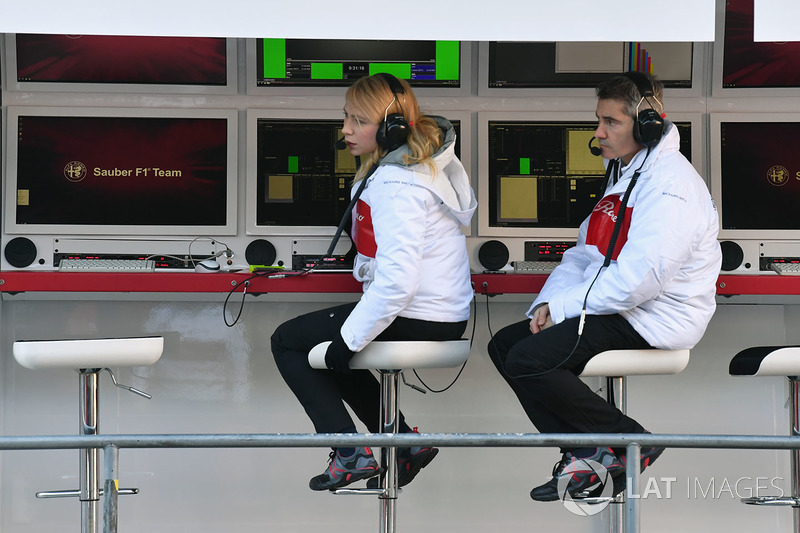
[376,113,409,151]
[623,71,665,147]
[635,108,664,147]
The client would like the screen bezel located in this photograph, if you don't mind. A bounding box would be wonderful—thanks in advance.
[3,106,239,236]
[477,110,706,239]
[4,34,238,95]
[709,112,800,240]
[245,39,471,97]
[478,41,705,98]
[245,108,472,236]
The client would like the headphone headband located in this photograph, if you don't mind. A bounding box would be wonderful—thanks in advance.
[376,72,405,96]
[622,71,655,98]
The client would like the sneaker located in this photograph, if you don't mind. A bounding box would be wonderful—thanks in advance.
[366,446,440,489]
[308,447,381,491]
[529,447,625,502]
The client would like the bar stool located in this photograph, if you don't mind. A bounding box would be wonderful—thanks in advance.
[729,345,800,532]
[13,336,164,533]
[579,348,691,532]
[308,339,470,533]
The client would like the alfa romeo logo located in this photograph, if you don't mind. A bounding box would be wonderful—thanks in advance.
[64,161,87,182]
[766,165,789,187]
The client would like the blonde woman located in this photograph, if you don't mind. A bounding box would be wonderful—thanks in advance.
[272,73,476,491]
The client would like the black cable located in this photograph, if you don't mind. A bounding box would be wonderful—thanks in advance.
[222,268,307,327]
[411,292,477,394]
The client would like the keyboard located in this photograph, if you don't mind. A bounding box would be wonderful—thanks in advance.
[770,263,800,276]
[59,259,156,273]
[512,261,559,274]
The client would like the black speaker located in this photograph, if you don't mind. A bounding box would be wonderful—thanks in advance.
[720,241,744,272]
[245,239,277,266]
[4,237,37,268]
[478,240,509,271]
[622,71,665,147]
[374,73,409,152]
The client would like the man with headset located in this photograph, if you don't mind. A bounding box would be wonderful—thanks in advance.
[488,71,721,501]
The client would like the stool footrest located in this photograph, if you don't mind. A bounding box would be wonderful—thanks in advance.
[36,488,139,499]
[741,496,800,507]
[331,488,387,496]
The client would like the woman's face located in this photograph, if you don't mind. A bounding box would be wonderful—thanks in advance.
[342,103,379,156]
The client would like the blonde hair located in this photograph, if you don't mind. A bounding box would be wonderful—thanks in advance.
[345,74,442,181]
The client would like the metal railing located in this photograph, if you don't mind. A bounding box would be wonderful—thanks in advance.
[1,431,799,533]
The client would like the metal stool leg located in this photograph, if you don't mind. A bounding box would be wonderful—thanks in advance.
[379,370,400,533]
[80,369,100,533]
[792,377,800,533]
[607,376,626,533]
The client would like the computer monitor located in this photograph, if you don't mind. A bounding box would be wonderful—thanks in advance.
[245,39,470,96]
[478,41,702,97]
[712,0,800,96]
[245,109,471,236]
[5,34,237,94]
[477,111,703,239]
[4,106,238,236]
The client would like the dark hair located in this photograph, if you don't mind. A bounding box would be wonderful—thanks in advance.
[595,72,665,120]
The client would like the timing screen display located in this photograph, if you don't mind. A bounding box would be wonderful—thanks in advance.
[256,39,460,88]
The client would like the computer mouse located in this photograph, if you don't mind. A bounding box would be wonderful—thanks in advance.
[194,259,221,273]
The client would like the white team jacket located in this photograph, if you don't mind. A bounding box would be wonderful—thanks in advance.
[529,121,722,349]
[341,118,477,352]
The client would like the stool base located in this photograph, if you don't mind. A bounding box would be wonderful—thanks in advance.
[741,496,800,507]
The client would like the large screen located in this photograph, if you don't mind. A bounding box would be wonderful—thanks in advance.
[717,0,800,91]
[245,109,470,236]
[246,39,469,96]
[6,34,237,94]
[712,115,800,238]
[5,107,238,236]
[478,112,701,238]
[479,41,697,95]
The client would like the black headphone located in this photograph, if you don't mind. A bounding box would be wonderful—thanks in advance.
[374,73,410,152]
[622,71,665,148]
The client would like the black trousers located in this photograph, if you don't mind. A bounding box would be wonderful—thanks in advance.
[272,302,467,434]
[487,314,652,453]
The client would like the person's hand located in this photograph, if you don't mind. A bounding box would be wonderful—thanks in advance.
[324,333,355,374]
[530,304,554,334]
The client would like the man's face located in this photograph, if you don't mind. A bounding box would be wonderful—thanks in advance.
[594,98,644,166]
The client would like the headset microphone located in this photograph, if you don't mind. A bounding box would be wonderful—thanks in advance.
[335,136,346,150]
[588,136,602,156]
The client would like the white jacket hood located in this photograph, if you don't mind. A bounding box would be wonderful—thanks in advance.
[377,116,476,226]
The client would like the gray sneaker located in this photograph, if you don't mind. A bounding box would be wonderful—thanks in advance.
[309,447,381,491]
[529,447,625,502]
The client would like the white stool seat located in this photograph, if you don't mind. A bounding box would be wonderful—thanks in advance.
[13,337,164,370]
[579,349,690,377]
[729,346,800,377]
[308,339,470,370]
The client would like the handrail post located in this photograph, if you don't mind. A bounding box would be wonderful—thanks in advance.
[625,442,640,533]
[103,444,119,533]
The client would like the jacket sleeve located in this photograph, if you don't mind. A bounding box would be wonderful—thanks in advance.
[340,176,428,351]
[527,219,592,316]
[546,167,698,324]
